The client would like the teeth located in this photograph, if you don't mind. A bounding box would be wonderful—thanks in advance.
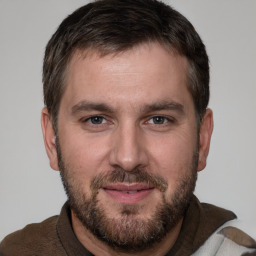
[122,190,138,194]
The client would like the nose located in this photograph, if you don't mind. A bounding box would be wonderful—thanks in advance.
[109,122,148,171]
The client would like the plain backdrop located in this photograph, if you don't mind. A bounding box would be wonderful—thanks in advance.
[0,0,255,241]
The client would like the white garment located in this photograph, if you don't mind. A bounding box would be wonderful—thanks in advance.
[192,220,256,256]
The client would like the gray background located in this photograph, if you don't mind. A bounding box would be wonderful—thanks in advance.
[0,0,256,240]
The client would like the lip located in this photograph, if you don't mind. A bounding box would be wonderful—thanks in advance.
[102,183,155,204]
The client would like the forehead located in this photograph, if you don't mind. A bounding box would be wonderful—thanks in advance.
[62,43,192,111]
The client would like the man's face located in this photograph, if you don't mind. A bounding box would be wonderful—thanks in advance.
[44,43,210,252]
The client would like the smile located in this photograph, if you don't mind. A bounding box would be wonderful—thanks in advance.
[102,183,155,204]
[121,190,138,194]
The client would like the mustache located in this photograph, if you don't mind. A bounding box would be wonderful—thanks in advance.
[90,168,168,194]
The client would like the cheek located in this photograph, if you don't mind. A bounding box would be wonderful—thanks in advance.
[147,134,196,182]
[59,128,111,178]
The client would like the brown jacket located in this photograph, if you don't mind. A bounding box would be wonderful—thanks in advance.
[1,196,255,256]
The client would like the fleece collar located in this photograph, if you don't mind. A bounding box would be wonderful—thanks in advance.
[57,195,236,256]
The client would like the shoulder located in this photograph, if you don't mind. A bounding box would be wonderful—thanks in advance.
[0,215,66,256]
[218,225,256,255]
[192,220,256,256]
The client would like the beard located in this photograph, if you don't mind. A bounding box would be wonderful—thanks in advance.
[56,137,198,253]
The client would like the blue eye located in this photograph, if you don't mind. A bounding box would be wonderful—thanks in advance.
[148,116,168,124]
[88,116,106,124]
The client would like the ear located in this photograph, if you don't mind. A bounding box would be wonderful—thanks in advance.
[197,108,214,171]
[41,107,59,171]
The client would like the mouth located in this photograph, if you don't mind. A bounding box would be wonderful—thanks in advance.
[102,183,155,204]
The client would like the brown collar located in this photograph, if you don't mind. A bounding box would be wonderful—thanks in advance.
[57,203,93,256]
[166,195,236,256]
[57,195,236,256]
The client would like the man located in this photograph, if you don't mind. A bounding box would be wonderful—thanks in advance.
[0,0,255,255]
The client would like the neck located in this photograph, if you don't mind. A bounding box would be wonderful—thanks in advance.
[71,210,183,256]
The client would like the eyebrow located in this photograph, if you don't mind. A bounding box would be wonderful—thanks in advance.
[141,101,184,114]
[71,101,115,115]
[71,100,184,115]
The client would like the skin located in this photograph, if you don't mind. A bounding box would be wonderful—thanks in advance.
[41,43,213,256]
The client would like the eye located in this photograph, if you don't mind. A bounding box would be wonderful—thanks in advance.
[87,116,107,125]
[148,116,169,125]
[80,115,113,132]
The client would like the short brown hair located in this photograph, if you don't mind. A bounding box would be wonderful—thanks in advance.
[43,0,209,130]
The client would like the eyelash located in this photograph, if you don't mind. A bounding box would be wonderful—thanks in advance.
[81,115,175,127]
[146,115,175,125]
[82,115,108,125]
